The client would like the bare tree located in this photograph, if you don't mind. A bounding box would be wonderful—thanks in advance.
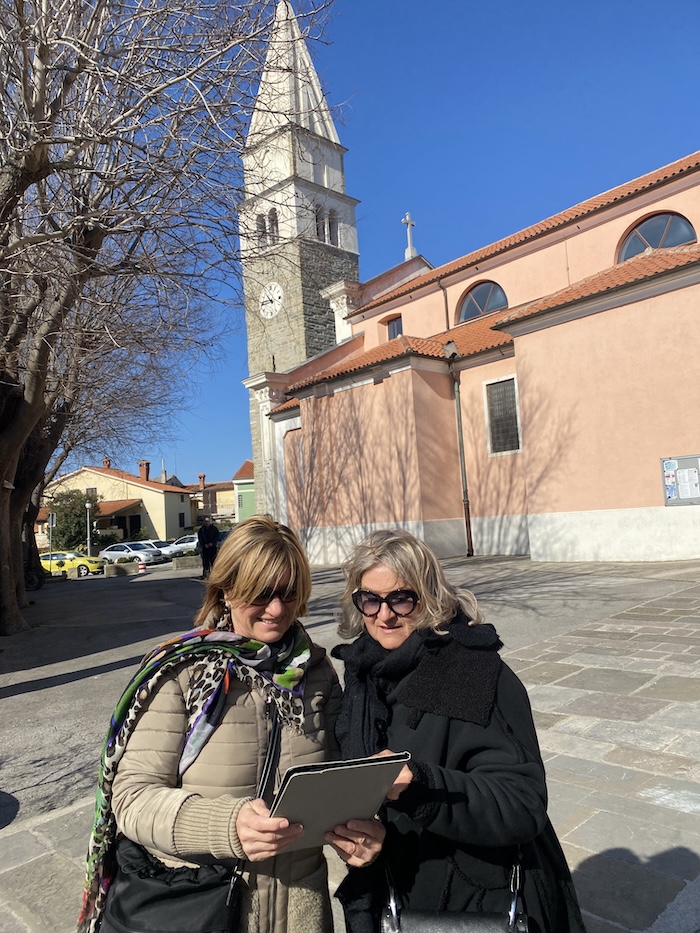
[0,0,331,633]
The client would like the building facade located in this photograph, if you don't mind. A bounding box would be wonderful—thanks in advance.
[241,1,359,514]
[243,3,700,564]
[47,459,194,541]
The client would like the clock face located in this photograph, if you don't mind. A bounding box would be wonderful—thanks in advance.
[259,281,284,319]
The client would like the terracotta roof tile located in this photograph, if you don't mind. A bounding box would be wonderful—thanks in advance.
[87,466,189,494]
[270,397,300,414]
[433,310,514,357]
[97,498,142,515]
[497,245,700,326]
[287,335,446,391]
[359,150,700,314]
[233,459,255,480]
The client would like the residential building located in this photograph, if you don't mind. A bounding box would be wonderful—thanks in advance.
[46,459,194,541]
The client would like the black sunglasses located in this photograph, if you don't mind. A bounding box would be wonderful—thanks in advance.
[352,588,420,618]
[249,587,297,607]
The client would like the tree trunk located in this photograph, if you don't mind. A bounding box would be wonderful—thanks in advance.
[0,454,30,635]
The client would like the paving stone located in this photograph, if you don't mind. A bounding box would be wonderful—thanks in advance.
[556,668,654,694]
[0,831,49,872]
[550,714,599,736]
[581,788,700,837]
[531,710,568,731]
[0,904,30,933]
[585,719,679,752]
[636,676,700,702]
[665,734,700,762]
[539,731,614,761]
[526,683,589,712]
[571,849,685,930]
[565,810,700,881]
[580,914,627,933]
[645,702,700,732]
[563,628,638,639]
[545,754,652,794]
[604,745,696,778]
[0,853,83,933]
[517,661,583,684]
[647,876,700,933]
[561,691,670,722]
[32,804,94,861]
[547,799,598,840]
[644,597,700,608]
[635,777,700,814]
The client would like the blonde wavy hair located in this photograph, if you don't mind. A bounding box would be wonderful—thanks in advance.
[337,529,484,640]
[194,515,311,628]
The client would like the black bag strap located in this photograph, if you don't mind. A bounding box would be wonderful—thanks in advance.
[226,698,281,907]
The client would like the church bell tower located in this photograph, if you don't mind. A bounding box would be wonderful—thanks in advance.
[240,0,359,513]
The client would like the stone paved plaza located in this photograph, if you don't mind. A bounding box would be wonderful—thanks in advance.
[1,556,699,932]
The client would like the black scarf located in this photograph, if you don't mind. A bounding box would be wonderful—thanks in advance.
[332,612,502,759]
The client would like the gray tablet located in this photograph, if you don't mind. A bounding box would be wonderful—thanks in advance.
[269,751,411,851]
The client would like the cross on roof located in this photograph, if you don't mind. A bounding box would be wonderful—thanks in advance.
[402,212,417,260]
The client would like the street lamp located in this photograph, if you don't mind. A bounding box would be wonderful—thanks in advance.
[85,501,92,556]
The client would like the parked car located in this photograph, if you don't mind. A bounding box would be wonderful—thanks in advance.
[139,539,172,559]
[217,530,230,549]
[98,542,166,564]
[40,551,104,577]
[158,534,199,559]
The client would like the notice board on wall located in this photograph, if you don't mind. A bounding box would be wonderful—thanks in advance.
[661,456,700,507]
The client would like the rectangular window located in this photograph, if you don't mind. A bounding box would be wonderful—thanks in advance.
[178,512,186,528]
[85,487,97,497]
[238,494,244,508]
[485,378,520,453]
[180,494,184,503]
[387,317,403,340]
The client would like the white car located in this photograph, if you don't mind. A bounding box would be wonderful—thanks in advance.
[139,540,172,559]
[158,534,199,558]
[98,542,166,564]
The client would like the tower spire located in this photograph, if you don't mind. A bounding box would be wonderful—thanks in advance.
[247,1,339,147]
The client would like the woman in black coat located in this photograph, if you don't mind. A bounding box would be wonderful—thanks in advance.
[331,530,586,933]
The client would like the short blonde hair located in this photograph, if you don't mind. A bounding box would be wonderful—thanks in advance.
[338,529,483,639]
[195,515,311,628]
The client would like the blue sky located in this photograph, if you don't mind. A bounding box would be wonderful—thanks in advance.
[149,0,700,485]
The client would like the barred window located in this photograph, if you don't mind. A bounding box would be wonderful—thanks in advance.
[486,379,520,453]
[387,316,403,339]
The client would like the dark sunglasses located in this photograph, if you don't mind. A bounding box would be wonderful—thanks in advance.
[250,587,297,607]
[352,588,420,618]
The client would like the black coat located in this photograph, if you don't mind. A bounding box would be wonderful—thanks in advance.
[334,620,586,933]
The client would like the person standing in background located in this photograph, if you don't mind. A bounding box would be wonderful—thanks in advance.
[197,514,219,579]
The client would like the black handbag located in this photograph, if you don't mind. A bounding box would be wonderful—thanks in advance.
[101,705,282,933]
[381,859,529,933]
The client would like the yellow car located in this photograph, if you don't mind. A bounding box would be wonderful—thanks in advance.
[40,551,104,577]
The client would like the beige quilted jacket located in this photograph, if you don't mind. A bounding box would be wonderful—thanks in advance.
[111,642,342,933]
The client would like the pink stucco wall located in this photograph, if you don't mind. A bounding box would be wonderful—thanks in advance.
[515,282,700,514]
[285,366,464,531]
[457,358,529,520]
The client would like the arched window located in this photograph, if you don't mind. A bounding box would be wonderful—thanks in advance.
[315,205,326,241]
[458,281,508,322]
[268,208,279,244]
[256,214,267,248]
[328,209,339,247]
[619,212,696,263]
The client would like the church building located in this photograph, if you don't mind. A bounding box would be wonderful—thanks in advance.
[242,1,700,565]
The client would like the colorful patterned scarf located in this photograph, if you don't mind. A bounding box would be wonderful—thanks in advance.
[77,618,312,933]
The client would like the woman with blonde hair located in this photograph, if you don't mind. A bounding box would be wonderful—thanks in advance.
[79,515,384,933]
[332,529,586,933]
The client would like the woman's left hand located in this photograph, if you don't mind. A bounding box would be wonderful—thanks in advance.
[325,818,385,867]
